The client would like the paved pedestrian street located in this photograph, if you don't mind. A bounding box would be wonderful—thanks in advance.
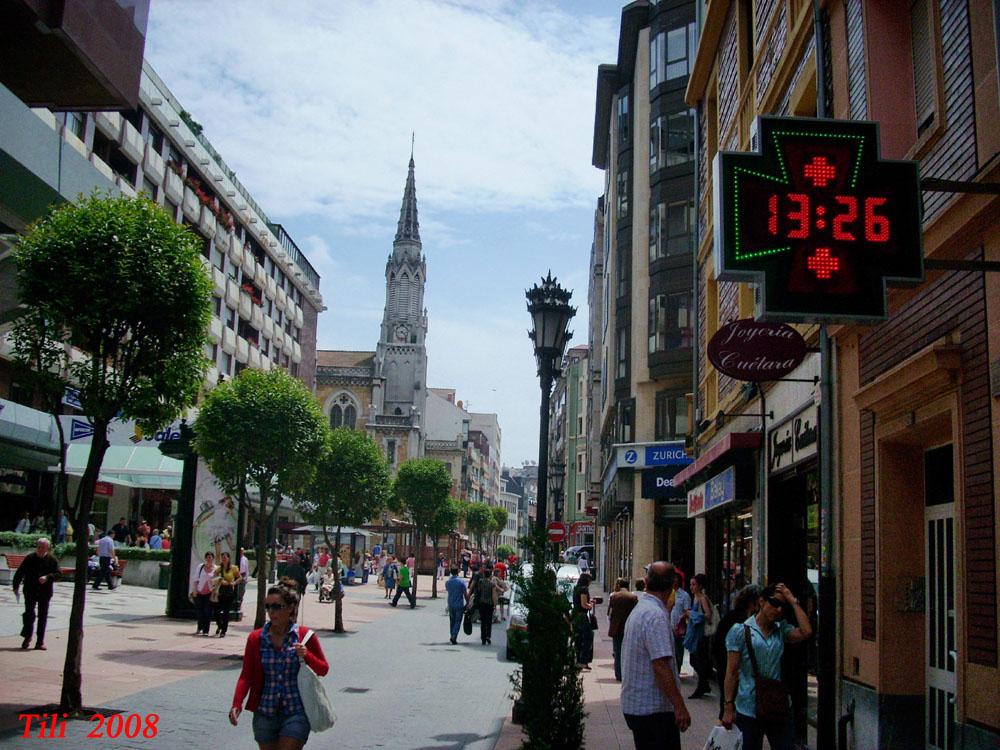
[0,577,740,749]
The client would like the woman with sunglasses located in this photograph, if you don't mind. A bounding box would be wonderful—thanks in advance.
[721,583,812,750]
[230,580,329,749]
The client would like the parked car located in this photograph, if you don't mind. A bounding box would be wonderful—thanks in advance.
[560,545,594,564]
[506,563,581,661]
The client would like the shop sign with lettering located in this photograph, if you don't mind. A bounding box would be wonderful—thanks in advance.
[687,466,736,518]
[769,403,819,473]
[614,441,691,470]
[707,318,807,382]
[642,465,688,501]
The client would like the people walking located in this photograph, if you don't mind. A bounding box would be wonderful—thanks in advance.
[721,583,812,750]
[608,578,638,681]
[230,581,328,749]
[215,551,242,637]
[92,531,117,590]
[437,554,447,580]
[445,567,467,644]
[620,562,691,749]
[237,547,250,612]
[671,572,692,676]
[713,584,761,718]
[13,538,60,650]
[460,550,470,578]
[684,574,715,698]
[470,565,497,644]
[578,550,590,576]
[572,572,596,671]
[383,556,397,599]
[191,551,218,636]
[391,556,415,608]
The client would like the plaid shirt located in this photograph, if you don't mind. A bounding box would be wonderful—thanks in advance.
[621,593,680,716]
[257,623,304,717]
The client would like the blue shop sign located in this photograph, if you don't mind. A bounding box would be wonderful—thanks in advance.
[645,444,691,466]
[687,466,737,518]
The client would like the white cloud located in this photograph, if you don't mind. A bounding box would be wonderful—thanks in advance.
[146,0,614,225]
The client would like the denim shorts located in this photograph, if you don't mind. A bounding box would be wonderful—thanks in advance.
[252,710,311,743]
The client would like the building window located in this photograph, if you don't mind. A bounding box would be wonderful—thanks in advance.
[650,111,695,172]
[618,400,634,443]
[145,122,164,152]
[648,292,693,353]
[650,200,695,262]
[655,391,690,440]
[220,351,232,375]
[910,0,935,135]
[616,249,628,299]
[386,439,397,466]
[576,452,585,474]
[650,23,696,89]
[616,327,628,379]
[66,111,86,140]
[616,169,629,219]
[617,92,629,145]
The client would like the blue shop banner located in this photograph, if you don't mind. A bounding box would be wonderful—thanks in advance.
[644,444,692,467]
[687,465,737,518]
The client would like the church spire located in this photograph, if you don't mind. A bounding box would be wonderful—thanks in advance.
[394,143,420,245]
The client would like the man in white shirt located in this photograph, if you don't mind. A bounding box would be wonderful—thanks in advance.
[621,561,691,749]
[92,532,117,590]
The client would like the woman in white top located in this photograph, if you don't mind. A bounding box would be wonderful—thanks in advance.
[191,551,218,636]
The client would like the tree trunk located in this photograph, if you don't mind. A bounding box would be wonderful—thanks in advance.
[323,526,344,633]
[412,528,423,600]
[59,418,109,714]
[430,534,439,599]
[254,485,269,628]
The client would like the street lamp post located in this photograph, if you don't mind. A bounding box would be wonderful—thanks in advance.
[548,461,565,522]
[526,272,575,535]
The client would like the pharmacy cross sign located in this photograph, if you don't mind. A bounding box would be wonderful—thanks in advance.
[713,116,924,322]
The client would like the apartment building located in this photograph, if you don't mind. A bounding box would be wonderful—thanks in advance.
[684,0,999,747]
[549,346,594,547]
[591,0,698,587]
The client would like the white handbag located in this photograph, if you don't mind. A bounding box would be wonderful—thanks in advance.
[296,627,336,732]
[702,724,743,750]
[704,603,722,637]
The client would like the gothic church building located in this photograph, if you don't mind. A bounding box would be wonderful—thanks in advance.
[315,157,428,468]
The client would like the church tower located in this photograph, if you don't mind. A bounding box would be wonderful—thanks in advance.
[370,154,428,462]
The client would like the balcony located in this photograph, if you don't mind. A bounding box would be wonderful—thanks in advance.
[208,317,223,343]
[198,204,216,238]
[94,111,121,140]
[243,244,255,270]
[291,340,302,364]
[225,278,239,309]
[265,276,277,300]
[221,327,236,355]
[248,345,261,370]
[182,186,200,223]
[254,260,267,287]
[260,356,272,372]
[251,305,263,330]
[275,287,287,311]
[238,291,251,321]
[293,305,304,328]
[0,0,148,110]
[210,267,225,297]
[228,235,243,267]
[370,414,413,428]
[143,143,165,184]
[89,153,114,182]
[272,325,283,348]
[115,174,136,197]
[281,335,293,357]
[214,222,229,250]
[119,120,143,163]
[262,315,274,340]
[204,366,219,388]
[164,169,183,204]
[235,336,249,364]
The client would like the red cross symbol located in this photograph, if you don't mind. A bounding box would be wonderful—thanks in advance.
[807,247,840,279]
[803,156,837,187]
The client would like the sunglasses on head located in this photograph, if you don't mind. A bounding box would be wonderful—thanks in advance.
[264,603,285,612]
[765,596,783,608]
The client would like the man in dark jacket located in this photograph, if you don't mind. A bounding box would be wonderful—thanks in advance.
[13,537,60,650]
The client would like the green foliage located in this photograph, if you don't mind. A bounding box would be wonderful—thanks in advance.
[12,192,212,430]
[496,544,516,561]
[510,529,586,749]
[392,459,453,533]
[194,368,327,501]
[295,428,390,530]
[426,497,462,543]
[0,535,174,562]
[464,501,493,550]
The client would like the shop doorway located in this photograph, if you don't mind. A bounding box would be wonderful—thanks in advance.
[924,444,955,750]
[768,468,820,742]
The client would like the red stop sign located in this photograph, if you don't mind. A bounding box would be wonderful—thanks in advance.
[547,522,566,543]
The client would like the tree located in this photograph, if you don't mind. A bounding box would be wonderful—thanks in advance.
[490,504,508,555]
[391,459,452,599]
[294,428,389,631]
[194,368,327,627]
[465,502,492,553]
[424,498,463,598]
[496,544,516,562]
[510,528,586,748]
[11,193,212,713]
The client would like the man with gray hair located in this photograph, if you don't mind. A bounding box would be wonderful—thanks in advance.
[12,537,60,650]
[620,561,691,749]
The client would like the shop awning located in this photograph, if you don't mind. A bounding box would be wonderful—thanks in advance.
[292,525,372,538]
[61,443,182,489]
[0,398,60,470]
[673,432,761,486]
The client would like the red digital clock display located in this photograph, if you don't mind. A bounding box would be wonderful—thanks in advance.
[714,117,923,322]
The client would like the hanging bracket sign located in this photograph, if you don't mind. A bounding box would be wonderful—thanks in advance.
[707,318,806,381]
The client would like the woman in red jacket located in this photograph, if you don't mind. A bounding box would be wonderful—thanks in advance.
[229,580,328,749]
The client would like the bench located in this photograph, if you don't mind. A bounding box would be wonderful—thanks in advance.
[2,553,80,582]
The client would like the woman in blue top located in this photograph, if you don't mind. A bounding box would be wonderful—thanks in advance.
[683,573,715,698]
[721,583,812,750]
[382,556,397,599]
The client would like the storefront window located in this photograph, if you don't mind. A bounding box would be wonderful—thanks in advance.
[707,508,753,615]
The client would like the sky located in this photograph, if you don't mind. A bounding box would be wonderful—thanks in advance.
[145,0,623,466]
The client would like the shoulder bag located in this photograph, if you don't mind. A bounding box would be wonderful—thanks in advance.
[704,602,721,637]
[743,624,790,722]
[297,628,336,732]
